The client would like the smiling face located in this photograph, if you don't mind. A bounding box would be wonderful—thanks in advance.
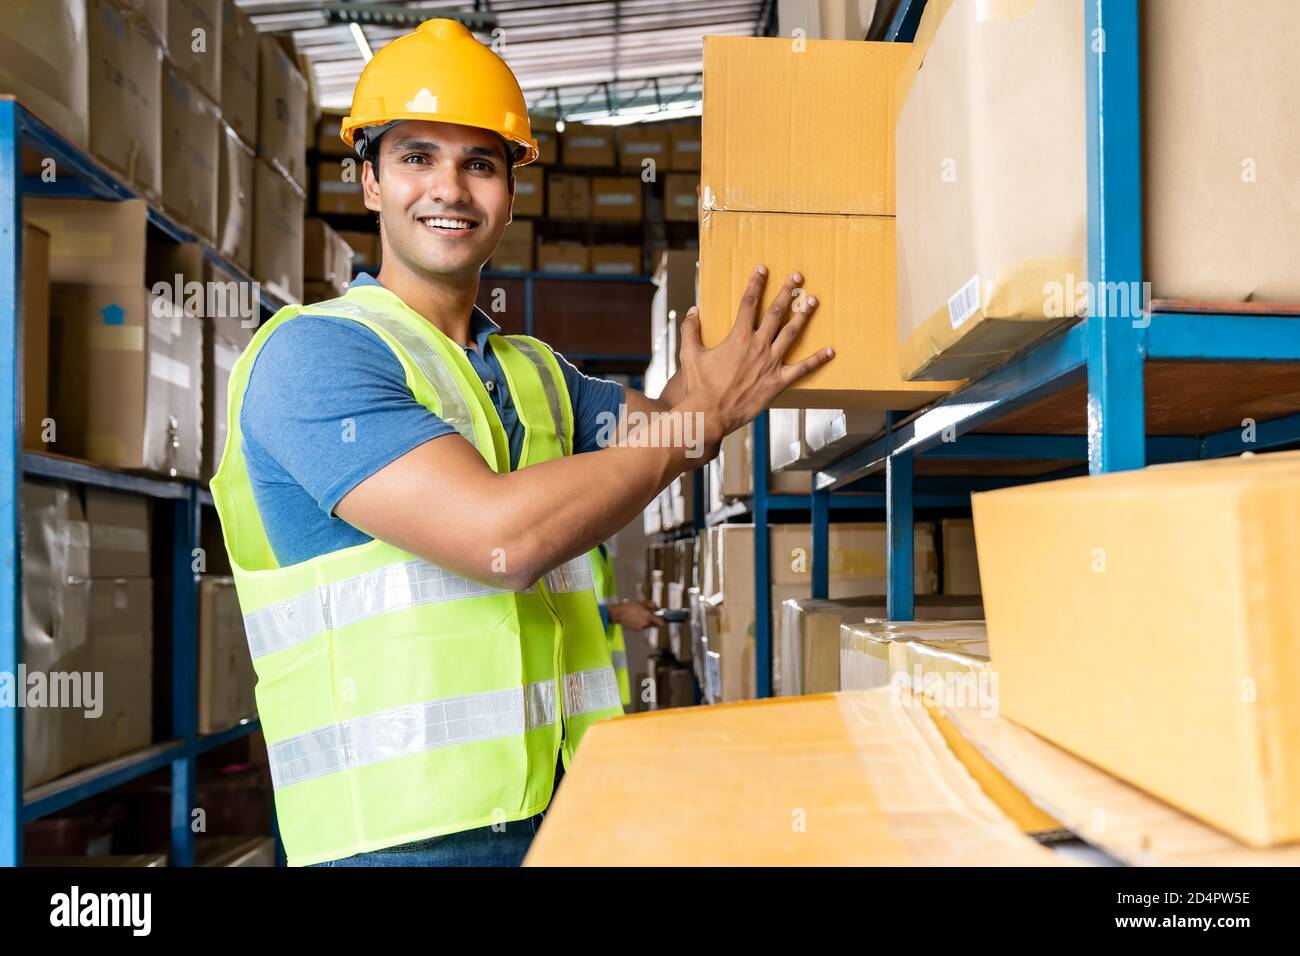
[362,120,514,282]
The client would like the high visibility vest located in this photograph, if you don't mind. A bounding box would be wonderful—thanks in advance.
[210,283,623,866]
[588,544,631,707]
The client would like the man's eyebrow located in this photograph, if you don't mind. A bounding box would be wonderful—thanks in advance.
[389,141,500,160]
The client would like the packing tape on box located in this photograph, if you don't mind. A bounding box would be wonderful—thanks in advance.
[47,230,115,260]
[976,0,1035,22]
[90,523,149,555]
[89,325,145,352]
[149,352,192,390]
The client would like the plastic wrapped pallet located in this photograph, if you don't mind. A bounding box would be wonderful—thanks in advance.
[841,620,987,693]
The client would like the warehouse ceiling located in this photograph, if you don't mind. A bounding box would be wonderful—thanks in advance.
[234,0,771,121]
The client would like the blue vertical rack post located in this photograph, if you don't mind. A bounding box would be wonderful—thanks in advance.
[752,411,773,697]
[884,412,915,621]
[0,99,269,866]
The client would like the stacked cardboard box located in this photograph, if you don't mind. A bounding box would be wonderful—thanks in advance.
[22,481,153,789]
[201,263,255,480]
[547,174,590,219]
[780,595,984,697]
[589,245,642,276]
[23,224,52,452]
[616,124,670,174]
[560,122,615,167]
[940,517,981,595]
[697,521,938,702]
[512,166,545,217]
[198,577,258,733]
[302,219,354,301]
[643,250,696,400]
[590,177,642,222]
[663,173,699,223]
[161,57,220,242]
[315,110,350,157]
[665,120,701,172]
[706,422,824,510]
[0,1,90,147]
[536,243,588,275]
[531,115,559,165]
[490,220,534,272]
[220,0,258,150]
[973,450,1300,847]
[87,0,163,198]
[217,124,255,273]
[30,199,204,477]
[254,35,307,301]
[839,619,988,693]
[315,157,367,216]
[699,36,959,408]
[895,0,1300,382]
[804,408,887,462]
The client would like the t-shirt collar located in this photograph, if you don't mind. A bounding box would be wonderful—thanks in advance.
[351,271,501,352]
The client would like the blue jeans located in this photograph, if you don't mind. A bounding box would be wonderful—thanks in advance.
[311,758,563,868]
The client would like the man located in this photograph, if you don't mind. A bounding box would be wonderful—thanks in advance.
[210,18,831,867]
[588,542,663,708]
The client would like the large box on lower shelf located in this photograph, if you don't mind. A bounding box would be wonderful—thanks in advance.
[199,577,258,733]
[972,450,1300,847]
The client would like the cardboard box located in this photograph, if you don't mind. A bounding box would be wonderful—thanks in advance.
[21,481,92,788]
[258,34,308,189]
[217,124,255,273]
[490,219,534,272]
[617,124,670,173]
[524,688,1056,865]
[536,243,589,276]
[546,174,590,219]
[768,409,808,472]
[511,165,544,217]
[23,224,51,451]
[315,158,367,215]
[804,408,886,458]
[168,0,221,103]
[700,208,957,409]
[25,197,148,287]
[51,283,204,476]
[315,110,350,157]
[660,473,696,530]
[705,420,837,509]
[941,517,981,595]
[303,218,353,294]
[972,451,1300,847]
[666,120,701,172]
[0,0,90,148]
[777,0,875,40]
[84,487,150,578]
[336,230,379,270]
[199,577,257,733]
[887,625,990,689]
[649,250,696,382]
[119,0,165,46]
[88,0,162,197]
[663,173,699,223]
[253,158,306,303]
[201,274,255,480]
[701,37,906,217]
[82,577,154,770]
[589,245,641,276]
[561,121,614,167]
[895,0,1300,383]
[590,176,642,222]
[532,114,558,165]
[161,60,220,242]
[197,835,276,867]
[220,0,258,148]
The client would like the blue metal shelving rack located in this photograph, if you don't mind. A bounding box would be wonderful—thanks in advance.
[1,98,275,866]
[732,0,1300,700]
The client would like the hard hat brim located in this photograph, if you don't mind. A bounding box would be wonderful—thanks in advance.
[342,113,539,167]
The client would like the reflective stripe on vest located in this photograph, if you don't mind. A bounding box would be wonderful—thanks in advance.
[611,650,628,670]
[509,338,567,448]
[267,666,618,789]
[243,554,594,660]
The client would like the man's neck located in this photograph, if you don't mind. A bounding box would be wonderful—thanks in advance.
[376,257,480,348]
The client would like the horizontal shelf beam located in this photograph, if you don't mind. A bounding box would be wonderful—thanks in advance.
[23,452,193,500]
[195,719,262,755]
[23,740,186,822]
[1145,313,1300,362]
[1201,410,1300,459]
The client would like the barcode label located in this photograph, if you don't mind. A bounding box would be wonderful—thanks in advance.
[948,275,981,330]
[595,193,635,206]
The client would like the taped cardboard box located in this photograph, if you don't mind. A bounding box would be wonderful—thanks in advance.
[804,408,887,459]
[707,421,818,509]
[161,59,219,242]
[560,121,614,167]
[219,0,258,149]
[589,245,642,276]
[525,688,1056,865]
[780,594,985,696]
[663,173,699,223]
[895,0,1300,382]
[546,173,590,219]
[217,123,255,273]
[26,197,148,288]
[941,517,981,595]
[972,450,1300,847]
[315,111,349,157]
[768,409,808,472]
[303,218,353,295]
[666,120,701,172]
[119,0,165,46]
[536,242,588,276]
[511,165,544,217]
[21,481,92,789]
[168,0,221,103]
[490,219,533,272]
[201,272,256,480]
[84,487,150,578]
[315,158,366,215]
[257,34,308,189]
[82,577,153,767]
[616,124,670,173]
[337,230,379,270]
[532,114,558,165]
[23,224,51,452]
[0,0,90,149]
[199,577,257,733]
[88,0,162,197]
[650,250,696,379]
[253,158,305,303]
[591,177,642,222]
[841,621,988,695]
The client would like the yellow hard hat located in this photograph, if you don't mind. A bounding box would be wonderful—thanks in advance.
[341,18,538,166]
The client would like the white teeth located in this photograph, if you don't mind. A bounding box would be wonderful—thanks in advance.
[423,217,473,230]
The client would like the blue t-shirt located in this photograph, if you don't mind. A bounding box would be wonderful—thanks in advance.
[240,274,625,567]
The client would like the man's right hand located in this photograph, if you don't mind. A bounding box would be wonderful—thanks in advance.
[672,266,835,450]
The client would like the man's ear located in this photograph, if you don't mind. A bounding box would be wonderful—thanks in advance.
[362,158,382,213]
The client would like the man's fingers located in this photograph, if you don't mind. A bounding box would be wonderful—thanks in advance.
[679,306,704,355]
[771,293,818,358]
[731,265,769,337]
[780,345,836,386]
[756,272,804,342]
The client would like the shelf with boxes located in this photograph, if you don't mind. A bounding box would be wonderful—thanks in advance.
[686,0,1300,703]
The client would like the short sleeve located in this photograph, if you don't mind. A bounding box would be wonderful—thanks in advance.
[552,349,626,454]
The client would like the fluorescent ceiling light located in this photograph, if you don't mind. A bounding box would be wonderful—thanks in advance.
[350,23,373,62]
